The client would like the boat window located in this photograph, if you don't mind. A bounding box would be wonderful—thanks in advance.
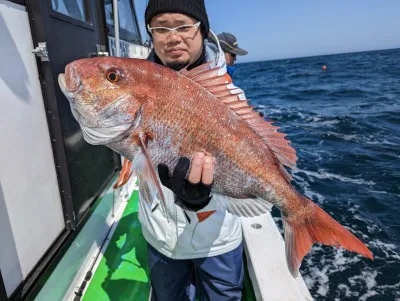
[105,0,142,44]
[51,0,90,23]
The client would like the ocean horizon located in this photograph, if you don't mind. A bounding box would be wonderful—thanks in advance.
[240,47,400,65]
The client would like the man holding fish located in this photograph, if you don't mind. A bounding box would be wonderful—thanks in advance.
[143,1,246,300]
[57,0,373,300]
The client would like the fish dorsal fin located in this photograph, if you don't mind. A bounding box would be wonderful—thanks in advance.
[183,63,297,170]
[180,62,214,78]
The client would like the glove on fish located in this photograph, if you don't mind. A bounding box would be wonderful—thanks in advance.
[158,157,212,211]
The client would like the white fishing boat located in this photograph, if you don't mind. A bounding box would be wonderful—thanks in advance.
[0,1,312,300]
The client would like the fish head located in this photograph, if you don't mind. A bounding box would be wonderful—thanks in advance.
[58,57,145,145]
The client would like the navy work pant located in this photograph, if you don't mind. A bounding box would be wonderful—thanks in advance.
[147,243,244,301]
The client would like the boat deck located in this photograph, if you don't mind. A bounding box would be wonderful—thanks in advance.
[80,191,257,301]
[32,181,312,301]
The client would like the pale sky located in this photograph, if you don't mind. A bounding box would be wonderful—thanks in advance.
[135,0,400,62]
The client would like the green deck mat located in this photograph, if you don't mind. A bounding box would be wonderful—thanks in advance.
[83,191,150,301]
[83,191,256,301]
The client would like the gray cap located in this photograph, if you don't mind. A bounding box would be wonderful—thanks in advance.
[217,32,248,56]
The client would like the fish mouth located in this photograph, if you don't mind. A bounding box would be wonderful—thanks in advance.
[58,74,82,101]
[58,74,83,122]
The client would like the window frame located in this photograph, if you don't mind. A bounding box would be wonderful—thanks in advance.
[48,0,94,30]
[105,0,143,45]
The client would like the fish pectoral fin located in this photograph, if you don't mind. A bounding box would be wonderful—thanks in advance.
[113,157,133,189]
[136,132,168,217]
[283,197,374,278]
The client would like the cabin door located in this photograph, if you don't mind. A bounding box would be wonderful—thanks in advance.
[27,0,120,229]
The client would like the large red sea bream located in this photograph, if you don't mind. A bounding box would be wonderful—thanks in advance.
[58,57,373,277]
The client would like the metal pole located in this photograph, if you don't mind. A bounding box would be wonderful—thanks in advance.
[113,0,120,57]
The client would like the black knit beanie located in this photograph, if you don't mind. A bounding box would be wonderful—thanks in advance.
[145,0,210,38]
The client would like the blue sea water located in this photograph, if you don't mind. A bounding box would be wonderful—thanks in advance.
[234,48,400,301]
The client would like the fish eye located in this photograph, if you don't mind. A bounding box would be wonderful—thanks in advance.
[106,69,120,83]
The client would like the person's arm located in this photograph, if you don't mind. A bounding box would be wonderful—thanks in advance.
[158,152,215,211]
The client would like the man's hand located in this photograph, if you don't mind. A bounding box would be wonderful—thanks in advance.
[187,152,215,185]
[158,152,216,211]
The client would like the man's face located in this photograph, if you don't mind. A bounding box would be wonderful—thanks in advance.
[150,13,203,70]
[224,51,236,67]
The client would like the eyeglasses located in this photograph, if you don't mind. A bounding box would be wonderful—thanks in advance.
[147,22,201,38]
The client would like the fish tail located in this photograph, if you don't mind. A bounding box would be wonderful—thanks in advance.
[282,198,373,277]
